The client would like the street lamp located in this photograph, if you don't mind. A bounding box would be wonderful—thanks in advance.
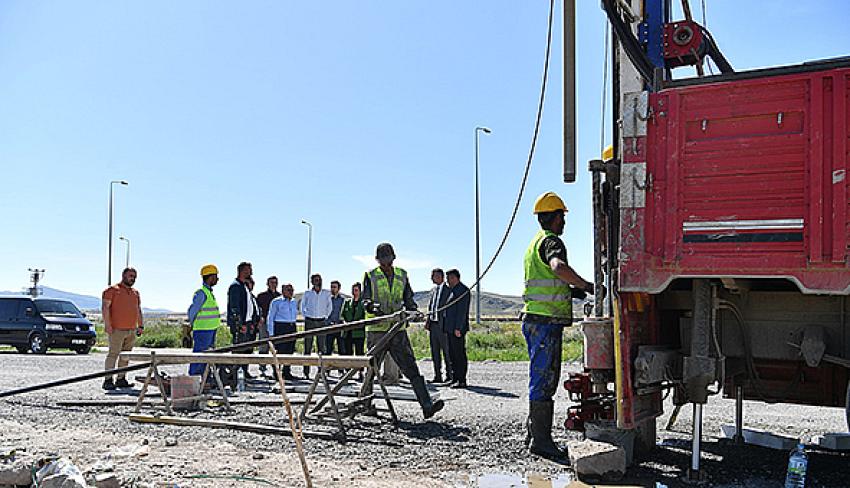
[119,236,130,269]
[108,180,129,285]
[301,220,313,289]
[474,126,491,324]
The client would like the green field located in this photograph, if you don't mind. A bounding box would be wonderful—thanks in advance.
[87,319,584,362]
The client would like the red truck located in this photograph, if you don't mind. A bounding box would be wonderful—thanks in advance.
[566,0,850,479]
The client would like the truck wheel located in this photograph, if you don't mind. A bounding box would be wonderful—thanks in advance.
[74,345,92,355]
[28,333,47,354]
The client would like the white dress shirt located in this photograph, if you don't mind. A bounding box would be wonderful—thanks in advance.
[429,284,444,321]
[301,288,332,319]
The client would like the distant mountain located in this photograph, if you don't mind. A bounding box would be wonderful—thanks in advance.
[0,286,174,314]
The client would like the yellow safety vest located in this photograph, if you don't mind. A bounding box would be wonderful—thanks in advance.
[522,229,572,319]
[364,266,408,332]
[193,286,221,331]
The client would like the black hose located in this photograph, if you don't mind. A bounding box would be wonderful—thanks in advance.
[601,0,656,85]
[701,27,734,73]
[0,312,407,399]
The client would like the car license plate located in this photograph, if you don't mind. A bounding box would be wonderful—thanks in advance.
[72,339,86,345]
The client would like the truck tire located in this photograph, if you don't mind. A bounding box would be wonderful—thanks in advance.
[74,345,92,355]
[28,333,48,354]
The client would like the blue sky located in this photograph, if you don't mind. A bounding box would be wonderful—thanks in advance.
[1,1,848,311]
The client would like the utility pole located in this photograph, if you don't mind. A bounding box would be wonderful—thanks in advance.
[474,126,491,324]
[27,268,45,299]
[107,180,129,285]
[301,220,313,289]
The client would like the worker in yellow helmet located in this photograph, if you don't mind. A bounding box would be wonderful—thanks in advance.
[187,264,221,376]
[523,192,594,460]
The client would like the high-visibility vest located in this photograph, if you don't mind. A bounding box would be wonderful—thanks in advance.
[193,286,221,331]
[364,266,408,332]
[522,229,572,319]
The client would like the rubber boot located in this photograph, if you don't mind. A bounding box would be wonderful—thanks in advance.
[528,400,568,461]
[412,376,444,419]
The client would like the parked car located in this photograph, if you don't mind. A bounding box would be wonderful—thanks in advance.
[0,296,96,354]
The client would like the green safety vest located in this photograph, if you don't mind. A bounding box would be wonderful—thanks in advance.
[193,286,221,331]
[522,229,572,319]
[364,266,408,332]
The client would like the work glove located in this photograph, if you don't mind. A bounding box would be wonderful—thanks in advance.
[571,287,588,301]
[364,300,383,316]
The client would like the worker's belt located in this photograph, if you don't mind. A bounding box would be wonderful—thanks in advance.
[305,317,326,321]
[520,312,572,325]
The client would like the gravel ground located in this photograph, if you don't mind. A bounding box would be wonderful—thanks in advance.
[0,349,848,487]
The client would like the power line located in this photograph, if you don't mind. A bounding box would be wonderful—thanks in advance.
[435,0,556,314]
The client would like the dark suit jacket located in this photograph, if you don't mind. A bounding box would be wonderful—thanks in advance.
[227,280,249,329]
[444,282,471,334]
[426,283,451,332]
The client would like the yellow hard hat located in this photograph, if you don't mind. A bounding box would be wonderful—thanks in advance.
[533,191,568,214]
[200,264,219,276]
[603,145,614,161]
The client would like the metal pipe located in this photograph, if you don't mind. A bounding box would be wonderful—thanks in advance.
[734,385,744,443]
[562,0,576,182]
[691,403,702,474]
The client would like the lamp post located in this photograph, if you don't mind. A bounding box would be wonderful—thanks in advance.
[301,220,313,289]
[108,180,129,285]
[474,126,491,324]
[119,236,130,269]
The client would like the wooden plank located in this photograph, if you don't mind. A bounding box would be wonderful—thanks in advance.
[119,353,371,368]
[58,398,306,407]
[128,414,335,440]
[286,384,436,402]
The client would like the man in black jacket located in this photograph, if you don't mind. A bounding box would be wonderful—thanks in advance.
[227,262,258,378]
[443,268,470,388]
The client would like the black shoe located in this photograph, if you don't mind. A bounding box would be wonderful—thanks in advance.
[450,381,467,389]
[243,370,255,380]
[428,375,443,384]
[102,378,116,391]
[114,378,133,389]
[283,373,297,382]
[423,399,445,419]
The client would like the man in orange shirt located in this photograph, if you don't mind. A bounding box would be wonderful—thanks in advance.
[102,267,144,390]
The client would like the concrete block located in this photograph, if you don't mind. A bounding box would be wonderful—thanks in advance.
[813,433,850,451]
[720,425,798,450]
[94,472,121,488]
[567,439,627,482]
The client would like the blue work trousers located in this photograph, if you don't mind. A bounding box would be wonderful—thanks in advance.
[189,329,217,376]
[522,319,563,401]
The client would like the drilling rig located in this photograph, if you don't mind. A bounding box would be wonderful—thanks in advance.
[564,0,850,479]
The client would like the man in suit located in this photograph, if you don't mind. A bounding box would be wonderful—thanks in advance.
[443,268,470,389]
[425,268,452,384]
[227,261,258,378]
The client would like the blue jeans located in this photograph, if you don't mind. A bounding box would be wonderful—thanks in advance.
[189,329,217,376]
[522,319,563,401]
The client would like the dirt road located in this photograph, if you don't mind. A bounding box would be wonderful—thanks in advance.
[0,349,848,487]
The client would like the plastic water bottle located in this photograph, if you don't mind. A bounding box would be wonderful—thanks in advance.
[784,443,808,488]
[237,368,246,392]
